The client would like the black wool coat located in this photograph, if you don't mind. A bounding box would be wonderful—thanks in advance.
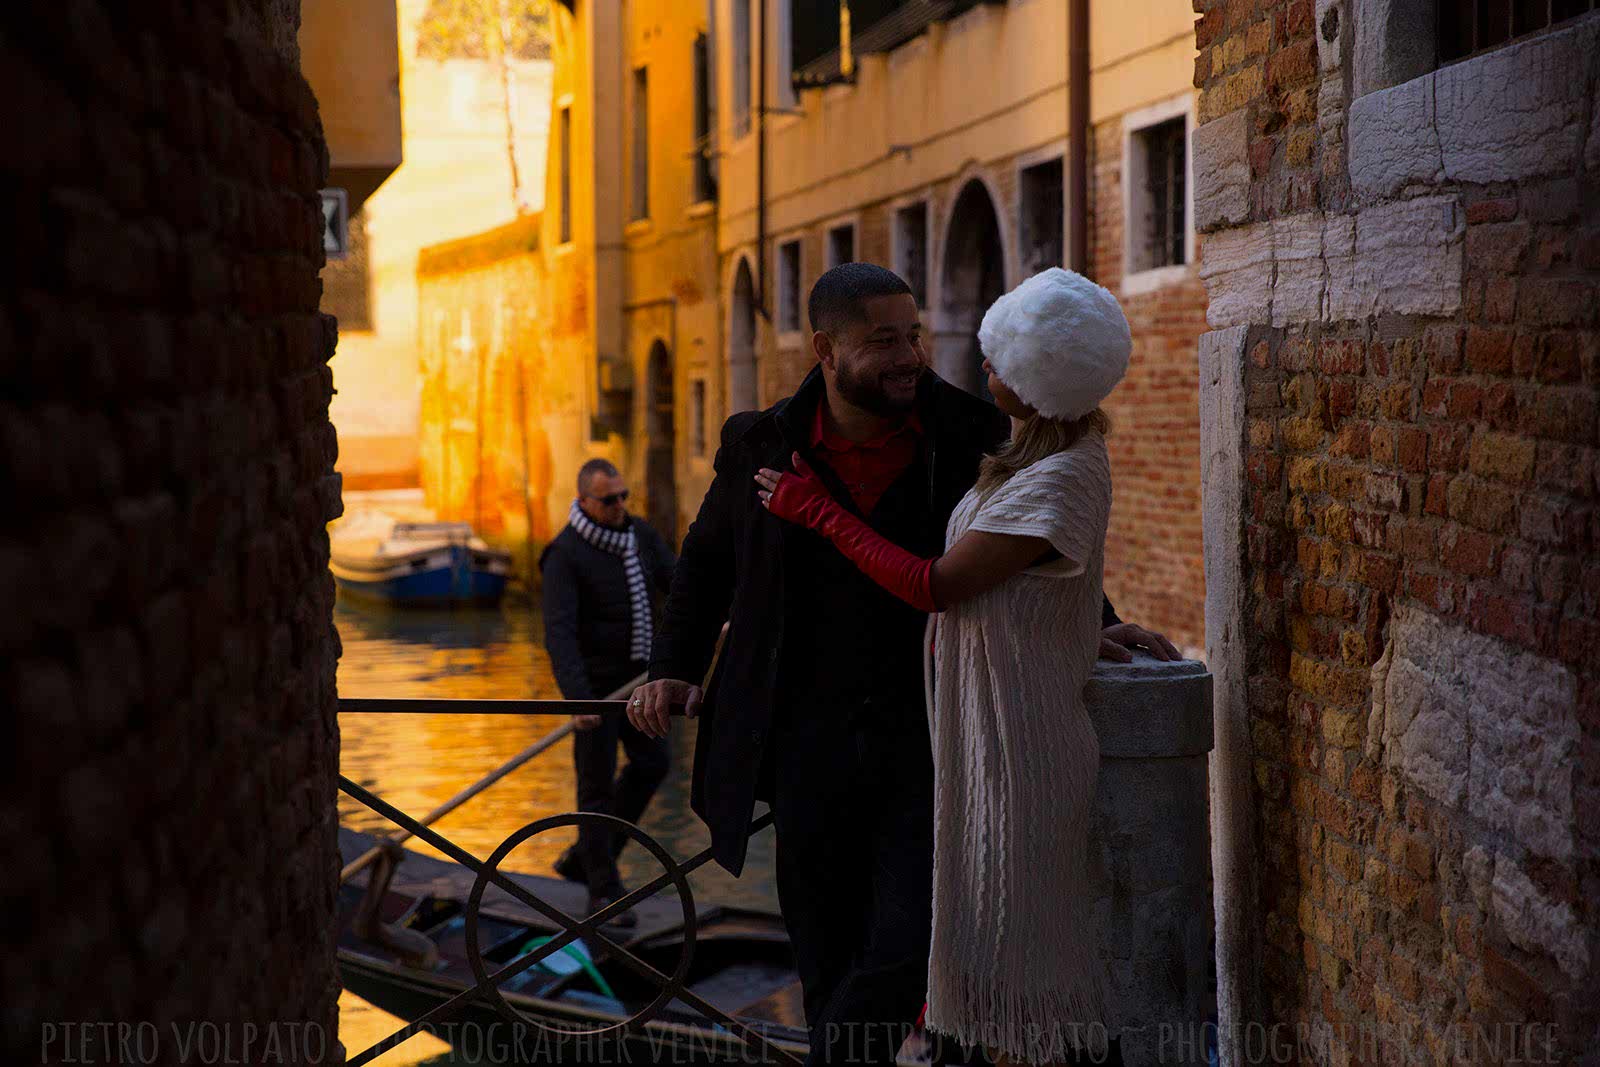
[540,517,676,700]
[649,366,1120,875]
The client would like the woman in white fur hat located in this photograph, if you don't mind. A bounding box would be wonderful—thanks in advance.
[755,267,1130,1067]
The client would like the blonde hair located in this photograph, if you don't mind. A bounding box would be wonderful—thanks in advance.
[974,407,1111,501]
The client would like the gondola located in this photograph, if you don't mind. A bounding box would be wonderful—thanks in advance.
[330,522,512,607]
[336,828,819,1064]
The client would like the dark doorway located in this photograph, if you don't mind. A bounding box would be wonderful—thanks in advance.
[937,180,1005,400]
[646,340,677,542]
[729,258,758,411]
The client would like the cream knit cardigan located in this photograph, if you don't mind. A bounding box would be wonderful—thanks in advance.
[922,433,1112,1065]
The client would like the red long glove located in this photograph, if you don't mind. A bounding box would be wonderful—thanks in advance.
[767,453,939,613]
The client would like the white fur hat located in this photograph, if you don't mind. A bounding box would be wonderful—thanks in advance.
[977,267,1131,421]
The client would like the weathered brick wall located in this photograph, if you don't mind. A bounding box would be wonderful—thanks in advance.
[3,2,344,1061]
[1195,1,1598,1060]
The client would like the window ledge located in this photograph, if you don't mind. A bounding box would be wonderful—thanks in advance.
[1121,263,1193,298]
[687,201,716,220]
[625,218,654,238]
[1348,16,1599,197]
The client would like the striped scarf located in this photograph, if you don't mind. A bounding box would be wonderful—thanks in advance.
[567,501,653,663]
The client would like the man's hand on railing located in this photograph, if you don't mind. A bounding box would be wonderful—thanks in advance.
[627,678,703,739]
[1098,622,1183,663]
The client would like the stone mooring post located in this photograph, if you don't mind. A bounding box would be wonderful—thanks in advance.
[1086,655,1216,1067]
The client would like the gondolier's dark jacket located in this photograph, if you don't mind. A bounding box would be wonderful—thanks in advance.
[649,365,1119,876]
[541,518,677,700]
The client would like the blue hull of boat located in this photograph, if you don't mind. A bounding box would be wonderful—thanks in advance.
[332,544,510,607]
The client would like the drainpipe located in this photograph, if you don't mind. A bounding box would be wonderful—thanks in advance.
[1067,0,1089,276]
[755,0,770,319]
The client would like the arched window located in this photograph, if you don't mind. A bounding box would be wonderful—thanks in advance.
[727,258,758,412]
[937,180,1006,400]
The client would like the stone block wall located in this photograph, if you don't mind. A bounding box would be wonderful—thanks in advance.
[2,2,344,1061]
[1087,657,1216,1066]
[1194,2,1598,1061]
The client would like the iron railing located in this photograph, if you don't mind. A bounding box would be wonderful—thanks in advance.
[336,689,800,1067]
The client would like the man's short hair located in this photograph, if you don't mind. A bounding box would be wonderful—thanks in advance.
[806,262,913,336]
[577,458,619,496]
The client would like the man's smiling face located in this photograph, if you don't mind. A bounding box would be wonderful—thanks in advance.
[819,293,929,415]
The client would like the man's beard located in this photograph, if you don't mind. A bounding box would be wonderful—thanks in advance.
[835,362,921,416]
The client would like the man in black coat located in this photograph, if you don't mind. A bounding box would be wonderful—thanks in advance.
[628,265,1176,1063]
[540,458,677,925]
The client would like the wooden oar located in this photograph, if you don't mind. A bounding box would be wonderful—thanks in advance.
[338,671,653,885]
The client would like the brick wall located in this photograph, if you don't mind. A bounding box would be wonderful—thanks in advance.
[1089,119,1210,650]
[3,2,344,1061]
[1195,2,1598,1061]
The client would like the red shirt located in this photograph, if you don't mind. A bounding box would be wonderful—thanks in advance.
[809,402,923,515]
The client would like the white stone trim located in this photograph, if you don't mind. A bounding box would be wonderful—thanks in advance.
[1121,263,1194,298]
[1348,17,1600,200]
[1197,197,1463,328]
[1198,323,1257,1067]
[1120,91,1197,296]
[1192,109,1250,232]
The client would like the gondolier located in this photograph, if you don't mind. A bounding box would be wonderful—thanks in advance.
[541,458,677,926]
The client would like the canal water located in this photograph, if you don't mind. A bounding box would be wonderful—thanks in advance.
[333,592,778,1064]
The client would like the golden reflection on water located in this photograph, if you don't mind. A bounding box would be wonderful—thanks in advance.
[332,593,777,1064]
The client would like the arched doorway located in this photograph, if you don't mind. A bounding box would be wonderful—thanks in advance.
[646,340,677,542]
[728,258,758,412]
[937,180,1006,399]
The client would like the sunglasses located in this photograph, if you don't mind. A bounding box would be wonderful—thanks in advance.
[587,489,630,506]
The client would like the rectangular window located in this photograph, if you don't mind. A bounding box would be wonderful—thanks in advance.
[558,106,572,243]
[732,0,752,137]
[893,203,928,306]
[1131,117,1187,273]
[1438,0,1595,63]
[320,208,372,330]
[1019,157,1065,277]
[777,239,802,332]
[690,380,707,457]
[827,223,854,268]
[692,33,717,203]
[631,67,650,221]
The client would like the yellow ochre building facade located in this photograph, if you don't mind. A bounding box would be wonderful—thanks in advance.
[420,0,1208,654]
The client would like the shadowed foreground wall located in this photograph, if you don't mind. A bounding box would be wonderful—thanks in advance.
[2,2,344,1061]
